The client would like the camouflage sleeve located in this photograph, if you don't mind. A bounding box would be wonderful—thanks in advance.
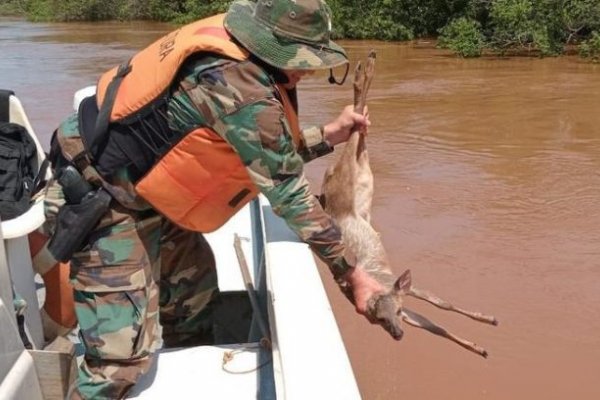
[212,100,350,277]
[297,125,334,163]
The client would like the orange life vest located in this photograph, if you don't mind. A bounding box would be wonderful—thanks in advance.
[95,14,302,232]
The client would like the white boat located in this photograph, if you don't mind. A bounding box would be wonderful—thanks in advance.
[0,88,362,400]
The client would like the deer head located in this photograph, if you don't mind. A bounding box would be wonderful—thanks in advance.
[366,269,412,340]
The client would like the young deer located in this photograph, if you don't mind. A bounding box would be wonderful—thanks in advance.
[321,51,498,358]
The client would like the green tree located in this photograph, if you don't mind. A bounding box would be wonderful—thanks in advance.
[0,0,27,16]
[328,0,413,40]
[172,0,232,24]
[488,0,535,52]
[5,0,600,61]
[487,0,562,55]
[439,17,486,57]
[579,30,600,60]
[561,0,600,44]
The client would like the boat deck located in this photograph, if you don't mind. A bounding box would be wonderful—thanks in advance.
[129,343,267,399]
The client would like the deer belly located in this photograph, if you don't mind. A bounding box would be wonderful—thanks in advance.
[338,217,391,277]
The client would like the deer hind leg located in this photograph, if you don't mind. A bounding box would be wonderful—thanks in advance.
[354,148,373,222]
[352,53,375,222]
[321,132,361,216]
[323,54,370,206]
[330,129,361,191]
[400,308,489,358]
[407,287,498,326]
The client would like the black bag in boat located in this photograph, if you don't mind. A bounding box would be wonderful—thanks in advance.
[0,120,39,220]
[0,89,49,221]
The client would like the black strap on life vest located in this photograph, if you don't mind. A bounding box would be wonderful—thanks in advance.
[0,89,15,122]
[89,60,132,157]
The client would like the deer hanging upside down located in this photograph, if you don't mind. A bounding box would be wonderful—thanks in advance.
[320,50,498,358]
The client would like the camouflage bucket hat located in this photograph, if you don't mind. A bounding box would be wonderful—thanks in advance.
[224,0,348,70]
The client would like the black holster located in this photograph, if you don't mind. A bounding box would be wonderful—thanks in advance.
[47,188,111,262]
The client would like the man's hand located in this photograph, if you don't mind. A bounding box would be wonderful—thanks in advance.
[341,266,385,316]
[323,105,370,147]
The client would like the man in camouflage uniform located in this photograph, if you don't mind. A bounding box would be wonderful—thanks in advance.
[43,0,386,398]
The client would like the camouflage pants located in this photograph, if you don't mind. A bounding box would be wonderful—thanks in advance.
[43,180,219,400]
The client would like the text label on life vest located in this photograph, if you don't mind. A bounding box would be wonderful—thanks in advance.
[159,29,180,62]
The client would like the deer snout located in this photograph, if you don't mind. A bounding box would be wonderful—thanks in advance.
[386,319,404,340]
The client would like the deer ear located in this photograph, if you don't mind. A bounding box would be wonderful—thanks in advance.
[394,269,412,294]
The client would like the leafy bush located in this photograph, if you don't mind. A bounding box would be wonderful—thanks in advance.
[23,0,189,21]
[561,0,600,44]
[488,0,536,52]
[579,30,600,61]
[0,0,26,16]
[486,0,563,56]
[4,0,600,61]
[24,0,56,21]
[439,17,485,57]
[144,0,188,22]
[26,0,120,21]
[328,0,414,40]
[171,0,232,24]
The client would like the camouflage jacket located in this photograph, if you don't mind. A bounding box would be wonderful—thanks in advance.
[55,54,351,277]
[166,54,350,277]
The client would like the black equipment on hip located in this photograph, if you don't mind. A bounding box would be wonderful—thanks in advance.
[47,166,111,262]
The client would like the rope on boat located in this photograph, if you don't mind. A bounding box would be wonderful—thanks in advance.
[221,343,272,374]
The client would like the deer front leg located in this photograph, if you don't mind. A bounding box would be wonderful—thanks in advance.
[407,287,499,326]
[400,308,489,358]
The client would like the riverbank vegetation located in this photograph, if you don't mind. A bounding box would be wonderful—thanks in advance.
[2,0,599,60]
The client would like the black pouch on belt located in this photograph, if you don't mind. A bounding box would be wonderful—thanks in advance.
[47,188,111,262]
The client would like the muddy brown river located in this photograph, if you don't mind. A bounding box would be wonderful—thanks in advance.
[1,17,599,400]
